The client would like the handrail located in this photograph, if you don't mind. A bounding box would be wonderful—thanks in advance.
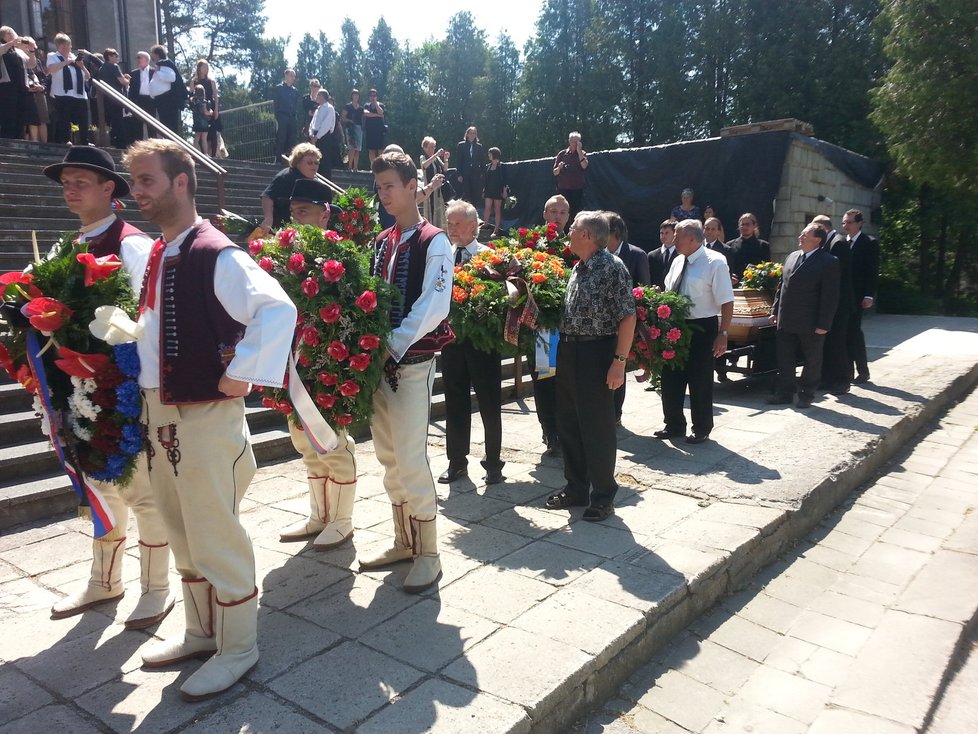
[278,154,345,195]
[89,78,228,210]
[220,100,273,115]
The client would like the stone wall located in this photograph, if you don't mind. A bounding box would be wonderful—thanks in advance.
[85,0,158,70]
[769,137,879,262]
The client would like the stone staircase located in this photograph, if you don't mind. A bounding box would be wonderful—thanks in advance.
[0,139,531,529]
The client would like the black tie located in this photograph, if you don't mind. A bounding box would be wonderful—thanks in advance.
[455,248,464,265]
[669,257,689,293]
[60,55,74,92]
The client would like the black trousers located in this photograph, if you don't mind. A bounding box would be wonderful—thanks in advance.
[847,306,869,377]
[315,133,333,179]
[559,188,584,221]
[528,351,558,441]
[459,172,483,207]
[156,102,182,135]
[821,309,850,386]
[614,381,626,421]
[52,95,90,144]
[441,342,503,470]
[776,330,825,398]
[275,114,296,158]
[556,337,618,505]
[660,316,718,436]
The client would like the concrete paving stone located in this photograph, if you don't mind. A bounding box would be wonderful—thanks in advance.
[0,665,54,726]
[866,481,923,505]
[944,511,978,555]
[628,541,726,584]
[440,521,533,563]
[634,668,727,732]
[691,502,785,532]
[481,503,570,539]
[0,529,95,577]
[892,513,957,541]
[251,609,342,683]
[855,493,914,517]
[439,490,514,523]
[906,503,967,528]
[0,559,20,584]
[183,691,327,732]
[511,588,645,659]
[76,666,197,733]
[3,704,105,734]
[241,503,309,543]
[849,541,930,587]
[845,504,905,529]
[787,609,873,656]
[830,610,963,729]
[725,591,804,635]
[349,496,401,530]
[895,549,978,623]
[827,571,904,606]
[761,573,831,609]
[497,539,604,587]
[798,645,856,688]
[807,708,915,734]
[364,547,483,596]
[798,541,860,572]
[358,678,531,734]
[736,664,832,724]
[660,634,760,696]
[701,699,807,734]
[257,553,348,611]
[695,613,783,663]
[439,565,555,624]
[762,636,819,677]
[915,487,976,516]
[569,560,687,613]
[609,491,703,538]
[269,640,425,730]
[582,707,687,734]
[443,626,592,716]
[359,597,499,672]
[245,472,306,506]
[808,589,886,628]
[829,515,887,542]
[811,524,877,557]
[878,525,945,553]
[0,577,62,619]
[928,627,978,734]
[286,573,418,639]
[548,520,651,560]
[660,518,758,553]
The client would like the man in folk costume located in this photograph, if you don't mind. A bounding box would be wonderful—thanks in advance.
[359,151,452,594]
[42,146,176,630]
[123,140,296,701]
[277,178,358,549]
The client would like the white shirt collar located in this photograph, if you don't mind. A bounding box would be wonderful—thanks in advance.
[78,213,117,240]
[164,217,204,253]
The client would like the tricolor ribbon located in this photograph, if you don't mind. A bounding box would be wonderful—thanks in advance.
[480,259,540,346]
[25,330,116,537]
[287,344,339,455]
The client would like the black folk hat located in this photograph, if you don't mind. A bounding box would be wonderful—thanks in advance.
[43,146,130,198]
[289,177,333,206]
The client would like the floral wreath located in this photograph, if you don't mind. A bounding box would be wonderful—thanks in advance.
[628,287,694,388]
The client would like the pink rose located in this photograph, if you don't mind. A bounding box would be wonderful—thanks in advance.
[261,396,276,409]
[301,277,319,298]
[657,304,672,319]
[324,230,343,243]
[649,326,661,339]
[355,290,377,313]
[666,328,681,342]
[348,353,371,372]
[315,393,337,410]
[632,287,645,300]
[317,371,338,386]
[336,413,353,426]
[258,256,274,272]
[322,259,346,282]
[248,240,264,256]
[662,349,676,360]
[288,252,306,274]
[302,326,320,346]
[278,228,297,248]
[327,341,349,362]
[636,306,647,321]
[319,303,342,323]
[276,401,293,416]
[359,334,381,350]
[298,353,311,367]
[338,380,360,397]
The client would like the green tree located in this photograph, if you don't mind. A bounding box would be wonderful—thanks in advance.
[158,0,267,76]
[386,44,430,155]
[427,12,490,146]
[364,18,398,96]
[478,33,522,157]
[296,32,334,91]
[331,18,364,101]
[249,36,289,104]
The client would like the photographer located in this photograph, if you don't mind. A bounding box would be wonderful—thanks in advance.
[46,32,90,144]
[0,26,37,139]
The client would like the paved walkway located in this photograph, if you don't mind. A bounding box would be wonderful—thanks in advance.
[573,391,978,733]
[1,314,977,733]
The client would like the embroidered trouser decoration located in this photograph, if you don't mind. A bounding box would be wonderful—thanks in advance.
[158,424,181,476]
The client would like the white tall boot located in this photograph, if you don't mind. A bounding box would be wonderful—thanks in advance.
[50,537,126,619]
[403,516,442,594]
[180,587,260,701]
[124,541,176,629]
[279,476,328,541]
[312,479,356,550]
[141,577,217,667]
[358,501,413,569]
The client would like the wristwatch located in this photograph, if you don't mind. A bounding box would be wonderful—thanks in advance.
[720,330,728,336]
[614,354,627,362]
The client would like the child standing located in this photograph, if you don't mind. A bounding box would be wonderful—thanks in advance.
[190,84,212,154]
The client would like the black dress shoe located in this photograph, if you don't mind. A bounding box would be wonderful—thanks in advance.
[796,394,813,409]
[853,372,870,384]
[545,491,588,510]
[766,394,793,405]
[685,433,710,444]
[438,465,467,483]
[653,429,683,440]
[485,468,505,485]
[828,383,850,395]
[582,504,614,522]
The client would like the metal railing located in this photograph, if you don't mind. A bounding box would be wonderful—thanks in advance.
[279,154,345,195]
[89,77,228,211]
[220,100,276,163]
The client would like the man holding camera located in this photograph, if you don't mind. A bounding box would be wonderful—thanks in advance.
[46,32,90,145]
[0,27,37,139]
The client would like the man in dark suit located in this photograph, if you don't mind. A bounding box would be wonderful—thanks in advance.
[842,208,879,383]
[648,219,678,290]
[454,126,486,206]
[605,211,650,422]
[812,215,853,394]
[768,224,840,409]
[726,212,771,285]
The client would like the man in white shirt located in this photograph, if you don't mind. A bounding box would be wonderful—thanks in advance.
[46,32,90,145]
[148,44,182,134]
[358,151,452,594]
[656,219,734,444]
[123,139,297,701]
[308,89,336,179]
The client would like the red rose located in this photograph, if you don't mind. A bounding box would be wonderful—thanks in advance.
[277,401,293,415]
[338,380,360,397]
[298,353,312,367]
[327,340,349,362]
[348,353,371,371]
[261,396,277,409]
[259,256,274,272]
[248,240,264,255]
[76,252,123,286]
[324,230,343,243]
[315,393,337,409]
[518,228,529,237]
[278,228,297,247]
[322,259,346,282]
[24,297,73,332]
[302,326,320,346]
[343,223,355,233]
[666,327,682,342]
[339,211,349,222]
[662,349,676,360]
[657,304,672,319]
[288,252,306,274]
[301,277,320,297]
[359,334,381,350]
[546,247,556,255]
[633,287,645,300]
[317,371,339,385]
[546,224,558,240]
[354,197,365,208]
[649,326,661,339]
[336,413,353,426]
[319,303,342,323]
[355,290,377,313]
